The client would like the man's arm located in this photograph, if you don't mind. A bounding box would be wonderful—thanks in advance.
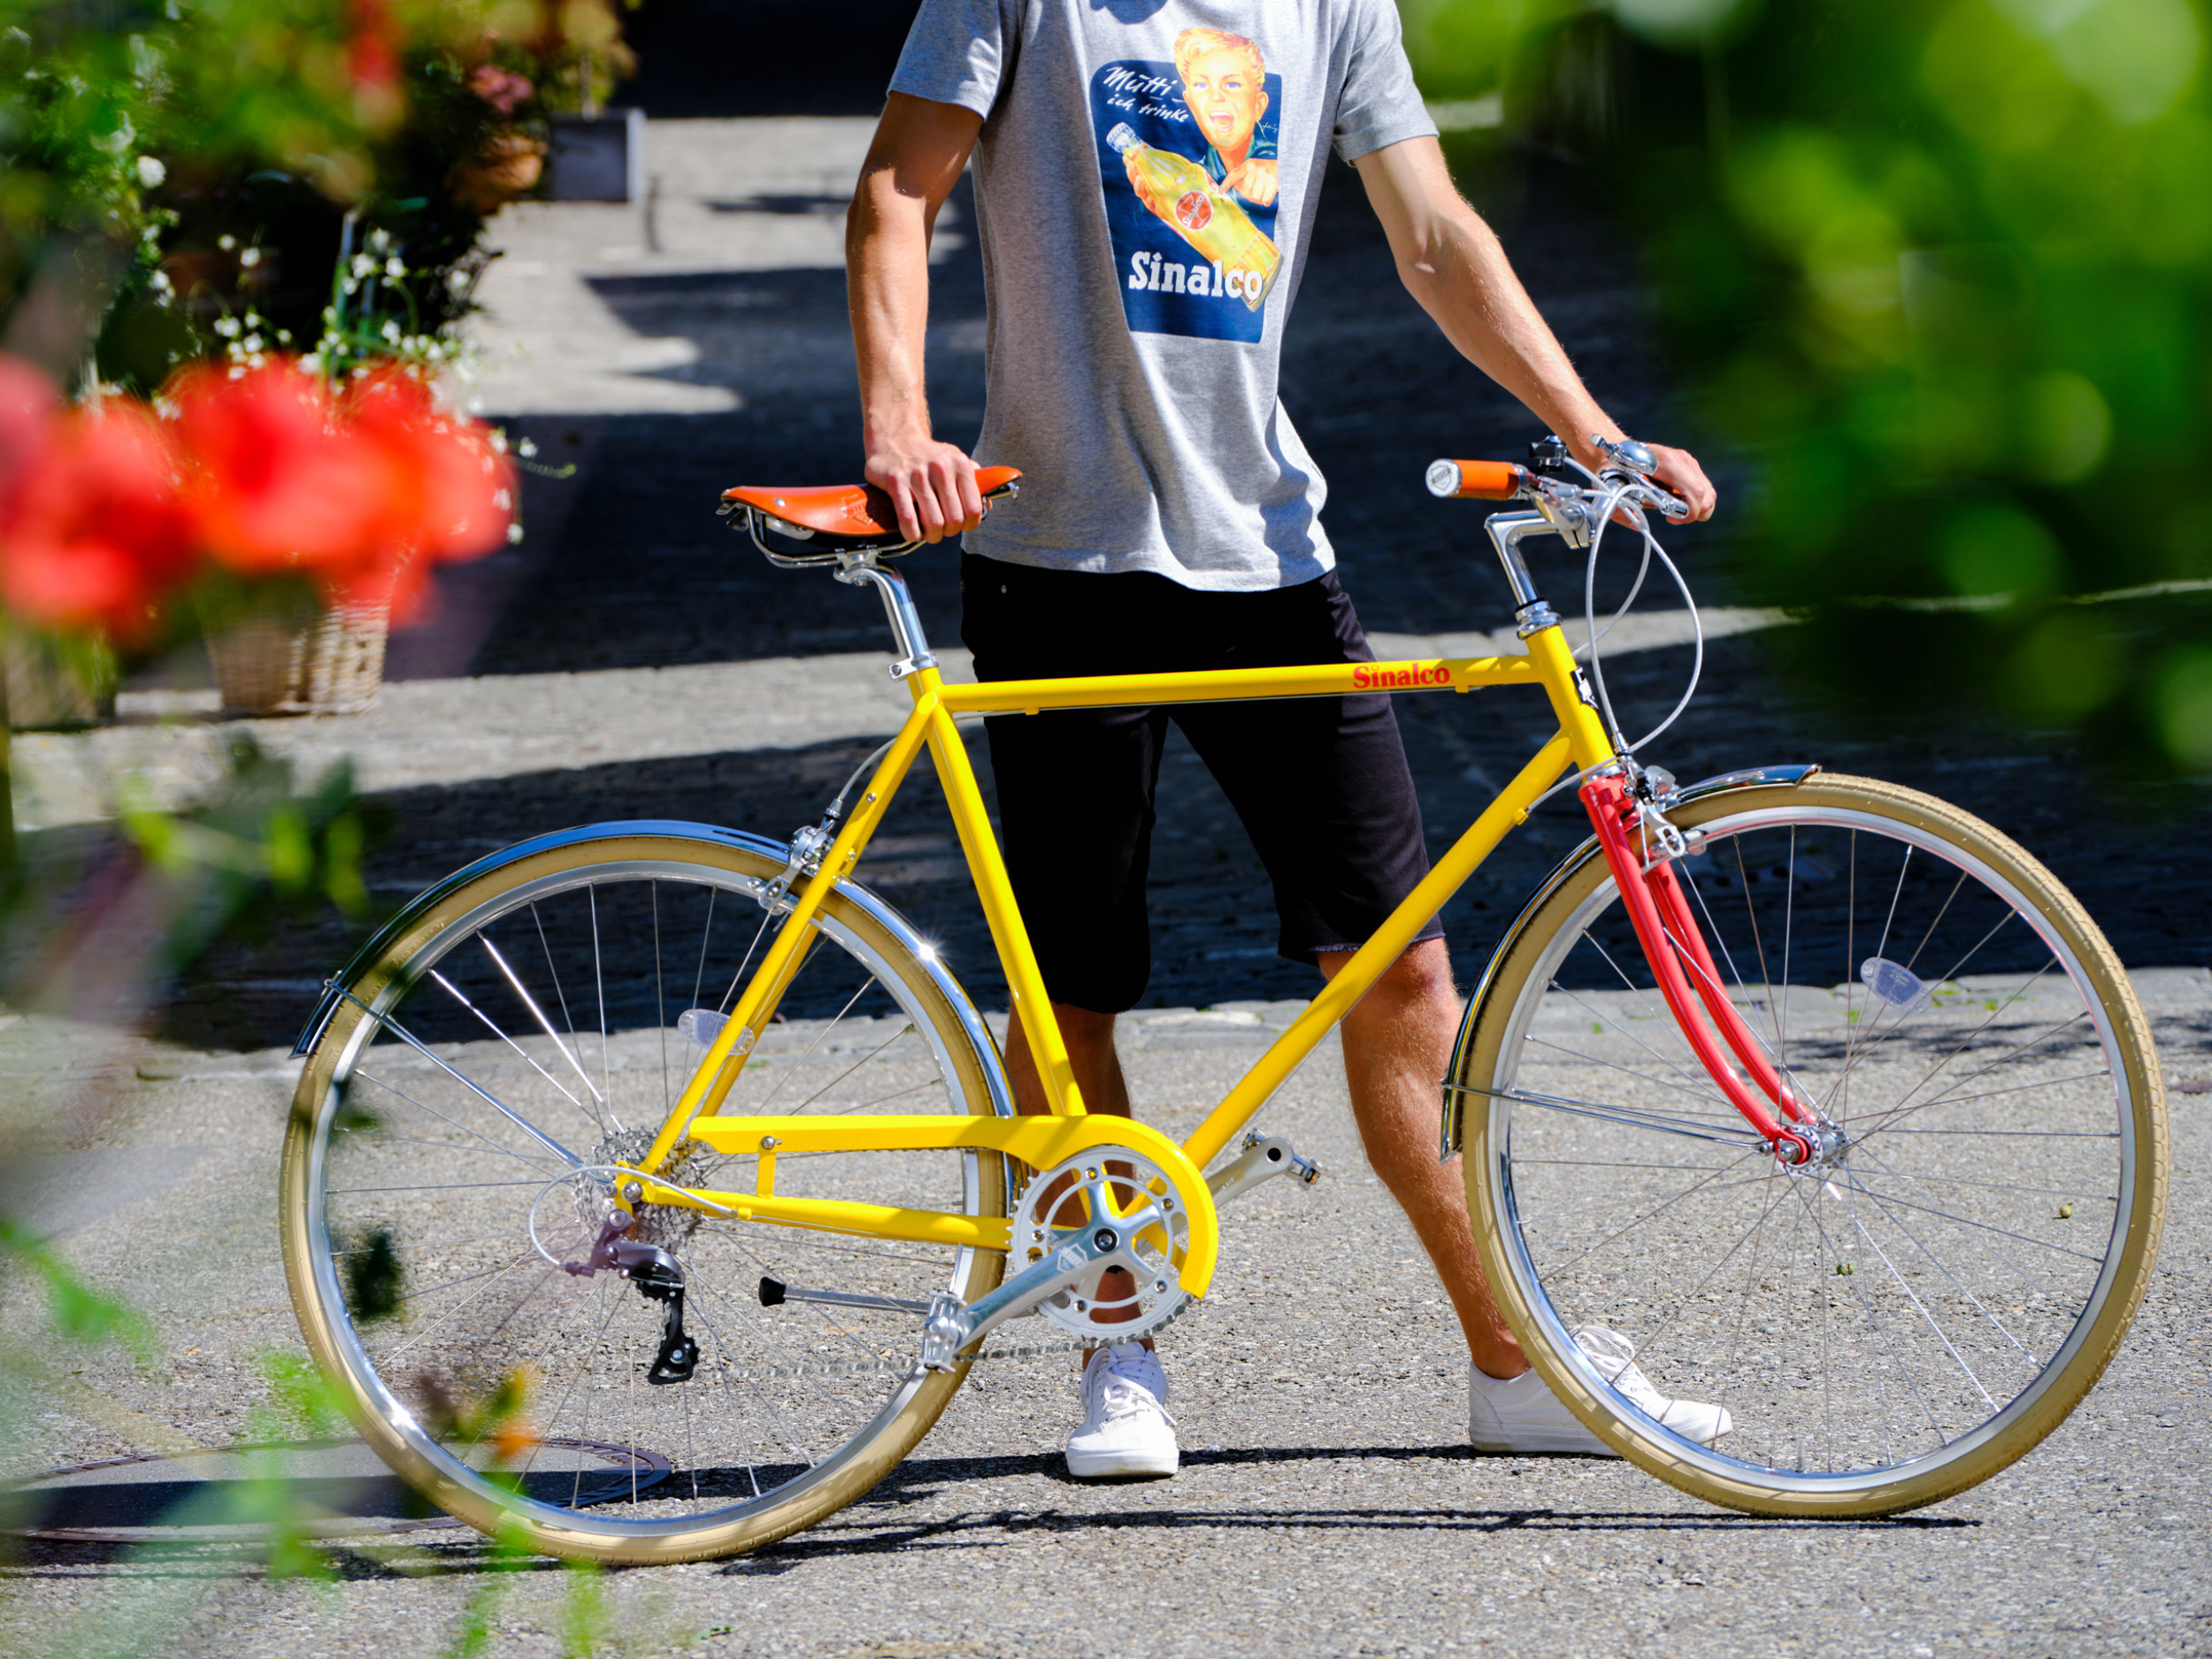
[848,92,987,543]
[1354,136,1717,520]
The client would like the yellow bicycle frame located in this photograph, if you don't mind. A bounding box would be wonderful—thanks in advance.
[624,617,1619,1302]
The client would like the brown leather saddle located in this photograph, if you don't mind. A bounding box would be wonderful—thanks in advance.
[721,465,1022,560]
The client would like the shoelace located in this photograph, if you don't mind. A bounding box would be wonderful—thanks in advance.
[1089,1351,1178,1425]
[1093,1373,1179,1426]
[1572,1325,1671,1413]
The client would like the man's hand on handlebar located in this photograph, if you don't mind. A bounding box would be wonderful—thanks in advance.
[864,431,985,545]
[1640,442,1717,523]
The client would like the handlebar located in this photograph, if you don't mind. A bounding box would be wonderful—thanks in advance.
[1425,436,1692,526]
[1425,458,1530,500]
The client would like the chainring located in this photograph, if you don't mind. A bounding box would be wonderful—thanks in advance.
[1009,1145,1195,1342]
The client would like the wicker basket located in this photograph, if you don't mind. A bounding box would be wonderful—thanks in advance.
[207,603,389,717]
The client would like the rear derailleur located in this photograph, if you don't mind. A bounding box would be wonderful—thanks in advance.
[564,1219,700,1385]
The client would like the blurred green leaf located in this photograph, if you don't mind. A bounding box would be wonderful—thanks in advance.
[1408,0,2212,773]
[0,1217,158,1367]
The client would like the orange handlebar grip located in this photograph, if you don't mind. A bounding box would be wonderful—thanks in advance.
[1425,458,1527,501]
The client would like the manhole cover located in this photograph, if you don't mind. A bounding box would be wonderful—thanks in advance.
[4,1438,670,1544]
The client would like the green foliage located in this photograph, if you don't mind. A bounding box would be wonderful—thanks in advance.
[116,732,386,973]
[1,0,557,388]
[1407,0,2212,773]
[0,1217,158,1366]
[559,1563,612,1658]
[257,1347,350,1439]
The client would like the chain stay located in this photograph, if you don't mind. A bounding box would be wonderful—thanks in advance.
[735,1293,1202,1382]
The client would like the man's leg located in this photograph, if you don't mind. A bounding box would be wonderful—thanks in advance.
[1002,1004,1150,1338]
[1004,1002,1179,1477]
[1321,937,1530,1379]
[1323,936,1732,1452]
[1003,1002,1131,1118]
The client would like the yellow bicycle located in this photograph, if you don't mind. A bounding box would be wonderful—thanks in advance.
[281,442,2166,1562]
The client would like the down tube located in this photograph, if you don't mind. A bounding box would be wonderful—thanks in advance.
[1182,731,1575,1170]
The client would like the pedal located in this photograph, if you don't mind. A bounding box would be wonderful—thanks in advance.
[1207,1131,1320,1208]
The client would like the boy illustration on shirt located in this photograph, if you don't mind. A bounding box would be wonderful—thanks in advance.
[1152,27,1277,209]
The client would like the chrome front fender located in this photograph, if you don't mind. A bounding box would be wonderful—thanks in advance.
[1438,764,1820,1160]
[289,817,1014,1120]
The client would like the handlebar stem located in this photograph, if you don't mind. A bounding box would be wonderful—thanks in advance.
[1483,511,1566,638]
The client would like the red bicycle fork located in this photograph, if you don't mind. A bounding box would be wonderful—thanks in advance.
[1579,774,1823,1164]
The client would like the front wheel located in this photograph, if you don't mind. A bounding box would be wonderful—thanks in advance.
[281,828,1010,1563]
[1456,774,2165,1517]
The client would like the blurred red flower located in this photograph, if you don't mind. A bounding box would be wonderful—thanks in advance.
[0,396,196,637]
[0,355,514,638]
[170,361,396,576]
[349,0,405,130]
[339,366,516,617]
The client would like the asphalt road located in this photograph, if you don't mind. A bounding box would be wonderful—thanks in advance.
[4,114,2208,1658]
[2,982,2207,1658]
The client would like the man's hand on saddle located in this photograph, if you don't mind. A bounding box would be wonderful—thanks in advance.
[867,432,986,545]
[1223,157,1278,206]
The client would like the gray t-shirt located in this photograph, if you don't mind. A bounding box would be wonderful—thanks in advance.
[889,0,1434,590]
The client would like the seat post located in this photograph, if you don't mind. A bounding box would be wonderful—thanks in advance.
[834,557,938,679]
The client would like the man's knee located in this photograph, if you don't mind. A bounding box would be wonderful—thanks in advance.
[1054,1002,1119,1064]
[1386,937,1456,1000]
[1343,938,1459,1026]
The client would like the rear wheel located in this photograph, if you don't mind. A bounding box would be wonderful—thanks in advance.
[281,831,1009,1562]
[1457,775,2165,1516]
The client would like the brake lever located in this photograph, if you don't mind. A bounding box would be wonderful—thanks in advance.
[1591,435,1693,525]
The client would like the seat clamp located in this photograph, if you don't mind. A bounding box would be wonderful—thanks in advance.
[888,653,939,680]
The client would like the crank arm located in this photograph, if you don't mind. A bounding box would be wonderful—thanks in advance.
[918,1195,1171,1372]
[757,1277,932,1316]
[1206,1132,1321,1209]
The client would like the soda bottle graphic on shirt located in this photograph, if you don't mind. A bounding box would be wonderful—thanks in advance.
[1108,123,1281,311]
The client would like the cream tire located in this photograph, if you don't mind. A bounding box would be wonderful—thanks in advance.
[1456,776,2165,1517]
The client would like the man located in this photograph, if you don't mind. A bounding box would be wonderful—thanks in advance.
[846,0,1728,1479]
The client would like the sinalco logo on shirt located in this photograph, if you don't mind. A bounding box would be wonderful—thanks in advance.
[1094,27,1284,345]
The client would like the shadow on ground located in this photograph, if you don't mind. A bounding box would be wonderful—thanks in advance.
[159,625,2212,1051]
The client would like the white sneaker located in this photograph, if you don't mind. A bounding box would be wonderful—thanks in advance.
[1467,1325,1732,1455]
[1570,1324,1732,1447]
[1065,1341,1179,1479]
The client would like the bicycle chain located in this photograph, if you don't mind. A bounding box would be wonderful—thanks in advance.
[741,1288,1202,1383]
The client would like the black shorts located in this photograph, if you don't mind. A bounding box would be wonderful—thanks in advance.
[961,554,1442,1014]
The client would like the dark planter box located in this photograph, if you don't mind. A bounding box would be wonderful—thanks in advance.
[546,109,646,203]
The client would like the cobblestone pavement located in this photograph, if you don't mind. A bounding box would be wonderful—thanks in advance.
[3,115,2208,1657]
